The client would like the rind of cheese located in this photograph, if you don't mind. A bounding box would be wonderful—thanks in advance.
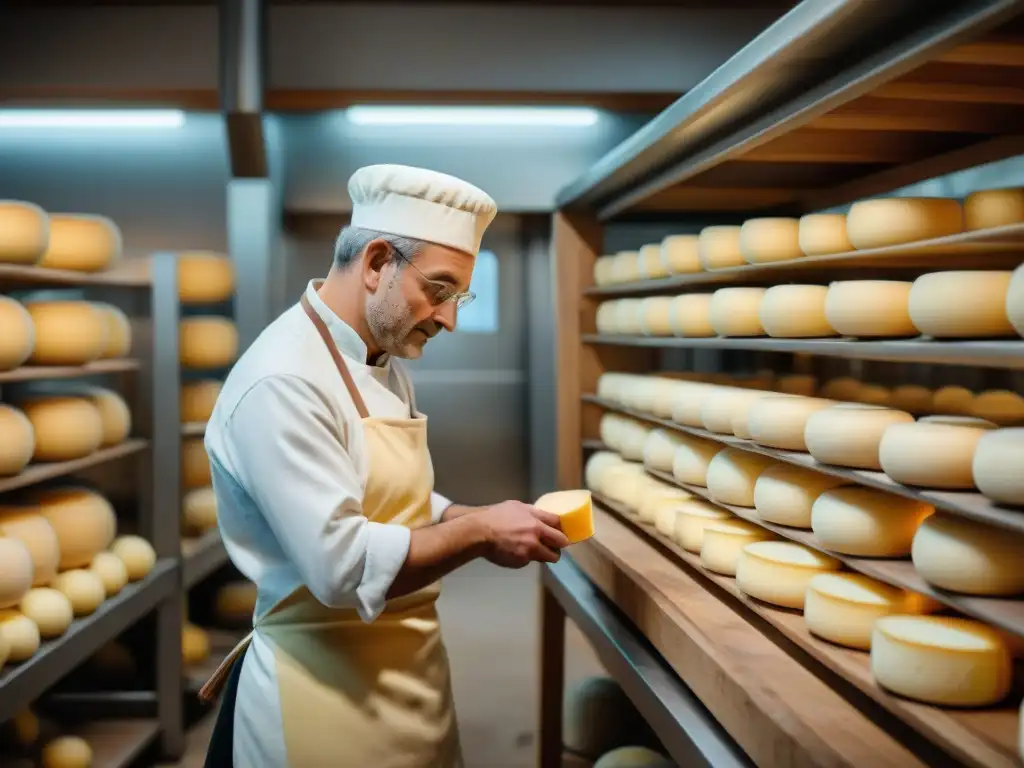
[889,385,933,416]
[637,243,670,280]
[534,489,594,544]
[83,387,131,446]
[846,197,963,250]
[21,396,104,463]
[182,437,213,489]
[178,251,235,305]
[735,540,841,610]
[0,609,41,662]
[593,256,615,287]
[600,462,649,508]
[668,294,715,337]
[805,404,914,470]
[1008,263,1024,337]
[732,392,794,439]
[0,296,34,372]
[706,448,776,507]
[33,487,117,570]
[669,382,719,427]
[24,301,107,366]
[760,285,836,338]
[674,500,733,552]
[0,538,34,609]
[700,519,775,576]
[596,301,619,334]
[932,385,975,416]
[585,451,624,492]
[93,303,132,359]
[39,213,121,272]
[912,513,1024,596]
[0,509,60,586]
[19,587,73,639]
[111,535,157,581]
[639,297,675,337]
[609,252,642,285]
[0,200,48,265]
[41,735,94,768]
[818,377,862,402]
[811,486,933,556]
[970,390,1024,426]
[0,405,35,478]
[710,288,767,337]
[179,317,239,369]
[89,551,129,597]
[53,569,106,617]
[798,213,852,256]
[697,226,744,270]
[879,420,996,490]
[637,486,692,524]
[700,387,766,435]
[825,280,917,338]
[642,429,685,473]
[671,434,722,487]
[973,428,1024,505]
[753,464,847,529]
[747,396,834,451]
[181,379,222,424]
[661,235,701,275]
[964,187,1024,231]
[856,384,892,407]
[909,271,1016,339]
[614,299,645,336]
[739,218,802,264]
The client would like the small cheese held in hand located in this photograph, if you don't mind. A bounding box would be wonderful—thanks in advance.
[534,490,594,545]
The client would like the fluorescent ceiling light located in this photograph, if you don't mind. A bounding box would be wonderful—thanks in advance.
[346,106,600,127]
[0,109,186,128]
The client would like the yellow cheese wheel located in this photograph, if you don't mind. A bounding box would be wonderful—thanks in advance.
[641,430,684,473]
[817,377,862,403]
[183,622,211,665]
[178,251,235,304]
[798,213,852,256]
[699,387,765,435]
[53,569,106,617]
[585,451,624,492]
[595,301,618,334]
[710,288,766,337]
[973,429,1024,506]
[593,256,615,286]
[697,226,743,270]
[609,252,642,285]
[111,535,157,581]
[647,378,684,419]
[182,487,218,536]
[594,747,674,768]
[775,374,817,397]
[671,434,721,486]
[661,234,701,274]
[596,373,630,404]
[824,280,917,338]
[94,303,132,359]
[759,285,836,338]
[613,299,644,336]
[970,390,1024,426]
[534,489,594,544]
[41,735,94,768]
[669,383,721,427]
[805,404,914,470]
[81,387,131,446]
[706,448,776,507]
[846,197,963,250]
[668,294,715,337]
[89,551,129,597]
[964,187,1024,230]
[599,463,648,507]
[879,420,996,490]
[215,580,258,626]
[24,301,107,366]
[0,200,48,265]
[736,540,841,609]
[700,519,775,576]
[638,297,674,336]
[909,270,1017,339]
[1008,263,1024,337]
[673,499,732,552]
[33,487,116,570]
[40,214,121,272]
[889,385,933,416]
[932,385,975,416]
[0,405,34,477]
[753,464,848,529]
[731,392,793,439]
[811,486,933,556]
[21,397,103,462]
[856,384,892,407]
[739,217,802,264]
[912,513,1024,595]
[871,616,1011,707]
[0,538,34,609]
[182,437,212,489]
[748,396,834,451]
[635,244,667,280]
[19,587,73,638]
[636,485,691,525]
[0,296,35,372]
[0,508,60,586]
[179,317,239,369]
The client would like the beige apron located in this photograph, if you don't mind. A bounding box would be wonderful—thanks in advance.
[200,294,461,767]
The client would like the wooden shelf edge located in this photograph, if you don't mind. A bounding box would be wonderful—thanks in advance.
[0,262,152,289]
[0,439,150,495]
[70,718,160,768]
[0,359,140,384]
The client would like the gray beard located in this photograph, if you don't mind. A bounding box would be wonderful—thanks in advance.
[366,290,415,359]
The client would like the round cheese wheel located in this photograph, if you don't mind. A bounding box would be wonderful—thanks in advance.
[970,390,1024,426]
[595,302,619,334]
[879,420,996,490]
[0,201,48,265]
[178,251,235,304]
[710,288,766,337]
[24,301,107,366]
[82,387,131,446]
[638,486,692,525]
[636,244,668,281]
[805,573,938,650]
[824,281,917,338]
[731,393,793,439]
[856,384,892,407]
[748,396,834,451]
[180,317,239,369]
[739,217,802,264]
[871,616,1011,707]
[653,504,682,538]
[736,540,841,610]
[594,256,615,286]
[964,187,1024,230]
[610,299,642,336]
[818,377,863,402]
[183,487,218,535]
[638,297,674,336]
[973,429,1024,505]
[661,234,701,274]
[182,437,212,489]
[0,509,60,586]
[0,609,43,662]
[912,513,1024,595]
[0,406,34,477]
[215,580,258,626]
[753,464,847,529]
[40,214,121,273]
[0,538,33,609]
[700,519,775,576]
[759,285,836,338]
[669,383,719,427]
[910,271,1016,339]
[41,736,94,768]
[594,747,674,768]
[671,434,722,486]
[647,378,684,419]
[932,385,975,416]
[673,500,732,552]
[19,587,73,638]
[596,373,629,404]
[706,448,776,507]
[53,569,106,617]
[3,708,40,748]
[1008,263,1024,337]
[668,294,715,337]
[585,451,624,492]
[697,226,744,270]
[21,396,104,462]
[183,622,211,665]
[775,374,817,397]
[33,487,116,570]
[601,463,648,507]
[563,676,646,760]
[609,252,642,285]
[798,213,852,256]
[811,486,933,557]
[846,197,963,250]
[642,430,684,473]
[805,404,914,470]
[93,303,132,359]
[0,296,34,372]
[111,535,157,581]
[700,387,765,435]
[889,385,933,416]
[89,551,129,597]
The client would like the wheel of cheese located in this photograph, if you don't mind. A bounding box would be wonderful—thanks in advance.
[775,374,817,397]
[0,296,34,372]
[931,385,975,416]
[700,387,765,435]
[635,244,668,281]
[585,451,624,492]
[731,393,793,439]
[912,513,1024,595]
[89,551,128,597]
[111,535,157,581]
[612,299,644,336]
[53,569,106,617]
[0,508,60,586]
[564,676,647,760]
[648,378,684,419]
[183,437,212,489]
[183,622,211,665]
[668,294,715,337]
[889,385,933,416]
[739,217,802,264]
[595,302,619,334]
[736,541,841,610]
[33,487,116,570]
[700,519,775,576]
[599,411,628,448]
[178,251,235,304]
[0,538,33,609]
[183,487,218,535]
[1008,263,1024,337]
[0,201,48,265]
[671,434,722,487]
[669,383,719,427]
[41,735,94,768]
[818,377,862,402]
[824,281,917,338]
[19,587,73,638]
[697,226,744,270]
[661,234,701,274]
[973,429,1024,505]
[180,317,239,369]
[0,406,34,478]
[798,213,852,256]
[21,397,103,462]
[759,285,835,338]
[970,390,1024,426]
[805,404,914,470]
[215,580,258,626]
[879,419,996,490]
[81,387,131,446]
[596,373,631,404]
[642,430,684,473]
[638,297,674,336]
[609,252,642,285]
[811,486,933,557]
[24,301,107,366]
[710,288,766,337]
[637,485,691,524]
[964,187,1024,230]
[40,214,121,273]
[748,396,834,451]
[94,303,132,358]
[871,616,1011,707]
[846,197,963,250]
[594,256,615,286]
[753,464,848,529]
[594,747,674,768]
[0,609,40,662]
[621,421,652,463]
[600,463,648,507]
[706,448,776,507]
[673,499,732,552]
[856,384,892,407]
[909,271,1015,338]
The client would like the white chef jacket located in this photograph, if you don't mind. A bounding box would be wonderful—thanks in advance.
[204,280,452,766]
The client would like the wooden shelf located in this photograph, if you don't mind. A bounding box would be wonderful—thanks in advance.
[182,529,228,589]
[0,439,149,495]
[70,718,160,768]
[0,359,140,384]
[181,422,207,438]
[0,260,152,289]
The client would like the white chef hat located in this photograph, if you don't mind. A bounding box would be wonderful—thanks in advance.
[348,164,498,256]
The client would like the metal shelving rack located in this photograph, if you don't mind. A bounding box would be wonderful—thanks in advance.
[544,1,1024,766]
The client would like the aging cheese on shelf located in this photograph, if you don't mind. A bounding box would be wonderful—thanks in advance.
[0,609,40,662]
[706,448,776,507]
[21,396,104,462]
[33,487,117,570]
[818,377,863,402]
[798,213,852,256]
[879,419,996,490]
[824,281,917,338]
[648,378,684,419]
[615,299,645,335]
[856,384,892,407]
[183,623,211,665]
[932,385,975,416]
[585,451,624,493]
[1009,263,1024,337]
[735,540,841,610]
[671,435,722,486]
[700,387,765,435]
[639,297,674,336]
[534,490,594,544]
[661,234,701,275]
[40,214,121,273]
[180,317,239,369]
[668,294,715,337]
[0,296,34,372]
[759,285,836,338]
[0,508,60,586]
[0,405,34,477]
[0,200,48,265]
[811,486,933,557]
[654,504,683,538]
[970,390,1024,426]
[638,244,670,280]
[215,580,258,626]
[805,404,914,470]
[973,429,1024,505]
[19,587,73,639]
[775,374,817,397]
[747,396,834,451]
[871,616,1012,707]
[700,519,775,576]
[53,569,106,617]
[83,387,131,446]
[41,735,94,768]
[674,500,733,552]
[642,429,684,473]
[909,271,1016,339]
[0,538,33,609]
[710,288,766,337]
[846,197,963,250]
[178,251,235,304]
[24,301,107,366]
[964,187,1024,230]
[889,385,933,416]
[912,513,1024,595]
[89,551,129,597]
[183,487,218,536]
[739,218,802,264]
[669,382,719,427]
[637,486,692,524]
[609,252,642,284]
[697,226,744,270]
[593,747,674,768]
[732,393,793,439]
[596,301,619,334]
[593,256,615,287]
[183,437,213,489]
[753,464,847,529]
[111,535,157,581]
[805,573,938,651]
[94,303,132,359]
[600,463,649,508]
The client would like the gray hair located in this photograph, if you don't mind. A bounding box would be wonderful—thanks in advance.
[333,226,426,269]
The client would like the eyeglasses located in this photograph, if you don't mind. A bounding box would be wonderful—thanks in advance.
[389,245,476,309]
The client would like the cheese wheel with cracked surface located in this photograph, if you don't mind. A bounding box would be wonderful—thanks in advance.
[700,519,775,576]
[180,317,239,369]
[739,217,802,264]
[825,280,916,338]
[811,486,933,556]
[0,508,59,586]
[970,390,1024,426]
[181,379,222,424]
[671,434,722,487]
[89,551,128,597]
[697,226,743,270]
[668,294,715,337]
[706,448,776,507]
[753,464,847,529]
[805,573,938,650]
[973,429,1024,505]
[24,301,107,366]
[674,500,733,552]
[0,296,34,372]
[879,419,996,489]
[21,396,104,462]
[609,252,642,284]
[1009,263,1024,337]
[19,587,72,639]
[871,616,1012,707]
[639,297,674,336]
[805,404,914,470]
[0,200,48,265]
[40,214,121,272]
[700,387,766,435]
[759,285,836,338]
[710,288,766,337]
[0,406,34,477]
[748,396,834,451]
[661,234,701,274]
[912,513,1024,595]
[638,244,670,280]
[642,429,685,473]
[94,302,132,359]
[53,569,106,617]
[0,609,40,662]
[0,538,33,609]
[798,213,852,256]
[177,251,235,304]
[736,541,841,610]
[534,490,594,544]
[182,437,213,489]
[964,187,1024,230]
[846,197,963,250]
[909,271,1016,339]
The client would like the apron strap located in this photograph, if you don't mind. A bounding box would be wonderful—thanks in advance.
[300,293,370,419]
[198,631,254,703]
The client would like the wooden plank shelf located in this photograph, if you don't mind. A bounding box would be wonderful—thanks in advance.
[0,439,149,495]
[71,718,160,768]
[0,359,140,384]
[0,261,152,289]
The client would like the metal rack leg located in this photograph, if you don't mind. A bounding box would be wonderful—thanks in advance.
[538,573,566,768]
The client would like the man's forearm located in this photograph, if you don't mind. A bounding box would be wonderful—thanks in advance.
[440,503,480,523]
[386,513,488,599]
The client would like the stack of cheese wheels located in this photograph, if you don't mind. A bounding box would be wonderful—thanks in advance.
[805,404,914,470]
[637,243,669,280]
[80,387,131,447]
[798,213,852,256]
[0,296,35,372]
[710,288,766,337]
[706,448,777,507]
[747,396,834,451]
[32,487,117,571]
[736,541,841,610]
[671,433,722,486]
[177,252,235,304]
[674,498,732,552]
[973,429,1024,505]
[609,252,642,285]
[0,200,48,265]
[661,234,701,275]
[846,197,963,250]
[40,214,121,273]
[912,513,1024,596]
[0,405,35,477]
[739,218,802,264]
[879,416,997,490]
[638,296,674,336]
[964,187,1024,230]
[179,316,238,369]
[698,226,744,270]
[668,294,715,337]
[93,303,132,359]
[811,487,933,557]
[24,300,108,366]
[0,504,60,586]
[825,280,917,338]
[1009,262,1024,337]
[20,396,104,462]
[909,271,1016,338]
[182,487,218,536]
[759,285,836,338]
[753,464,847,529]
[701,519,775,576]
[182,437,213,489]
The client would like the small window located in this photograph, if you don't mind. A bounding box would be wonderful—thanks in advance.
[456,249,499,334]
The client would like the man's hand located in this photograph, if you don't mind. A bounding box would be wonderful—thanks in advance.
[477,501,570,569]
